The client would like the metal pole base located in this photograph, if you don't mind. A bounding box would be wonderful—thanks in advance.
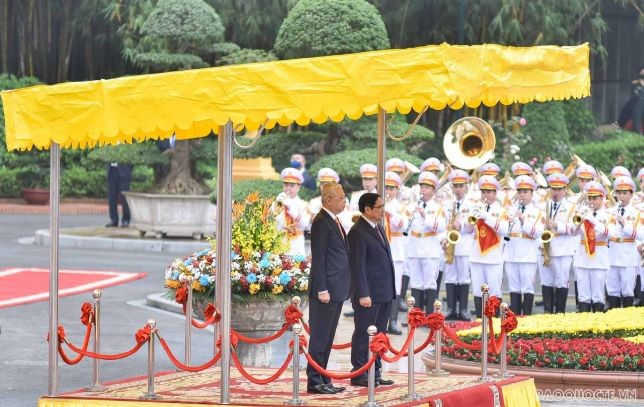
[496,371,514,379]
[284,399,306,405]
[359,401,383,407]
[140,393,162,400]
[84,385,107,392]
[402,393,423,401]
[478,376,496,383]
[431,368,450,377]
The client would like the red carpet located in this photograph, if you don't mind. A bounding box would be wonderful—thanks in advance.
[38,368,540,406]
[0,268,146,308]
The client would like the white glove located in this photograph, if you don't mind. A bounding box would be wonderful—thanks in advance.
[583,214,596,225]
[477,211,488,221]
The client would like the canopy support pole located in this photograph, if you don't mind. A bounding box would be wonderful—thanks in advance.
[377,107,386,196]
[48,142,60,396]
[217,123,233,404]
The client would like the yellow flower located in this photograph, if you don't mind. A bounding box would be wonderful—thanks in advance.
[272,266,283,276]
[272,285,284,295]
[192,280,206,292]
[249,283,261,295]
[165,279,181,289]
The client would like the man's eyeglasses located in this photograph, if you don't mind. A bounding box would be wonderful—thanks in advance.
[372,204,385,209]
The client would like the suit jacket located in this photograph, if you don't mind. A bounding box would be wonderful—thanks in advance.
[308,209,351,301]
[348,217,396,304]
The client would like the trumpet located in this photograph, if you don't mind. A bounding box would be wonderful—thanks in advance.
[572,205,593,226]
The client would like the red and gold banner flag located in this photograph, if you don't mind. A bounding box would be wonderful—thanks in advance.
[583,220,596,255]
[476,219,500,254]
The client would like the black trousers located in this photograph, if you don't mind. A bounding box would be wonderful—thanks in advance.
[350,301,391,380]
[107,166,131,224]
[306,298,343,386]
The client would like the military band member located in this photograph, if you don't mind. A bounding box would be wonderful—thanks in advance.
[406,171,445,313]
[421,157,453,202]
[349,164,378,211]
[470,175,509,318]
[539,173,578,314]
[441,169,474,321]
[610,166,631,179]
[503,176,543,316]
[542,160,565,176]
[635,168,644,205]
[606,176,641,308]
[572,181,615,313]
[386,157,416,204]
[383,171,408,335]
[276,168,311,256]
[307,167,340,222]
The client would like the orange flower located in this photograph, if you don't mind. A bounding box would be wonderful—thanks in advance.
[246,191,260,204]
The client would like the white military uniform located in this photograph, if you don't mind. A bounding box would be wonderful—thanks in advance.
[443,197,476,285]
[384,197,408,294]
[607,203,641,300]
[503,202,543,295]
[276,196,310,256]
[470,200,509,298]
[406,198,446,292]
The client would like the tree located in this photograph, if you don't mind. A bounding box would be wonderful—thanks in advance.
[273,0,390,60]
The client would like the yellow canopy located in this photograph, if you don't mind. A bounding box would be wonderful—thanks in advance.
[1,43,590,152]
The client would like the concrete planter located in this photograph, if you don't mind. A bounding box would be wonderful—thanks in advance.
[123,191,216,239]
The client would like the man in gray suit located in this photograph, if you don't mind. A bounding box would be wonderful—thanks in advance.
[306,183,351,394]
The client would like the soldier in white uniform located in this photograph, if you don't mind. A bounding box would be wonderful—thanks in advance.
[470,175,509,318]
[307,168,340,221]
[349,164,378,211]
[503,176,543,316]
[406,171,446,313]
[386,157,417,205]
[383,171,408,335]
[539,173,578,314]
[441,169,475,321]
[572,181,616,313]
[634,168,644,205]
[610,166,631,180]
[275,168,310,257]
[606,176,642,308]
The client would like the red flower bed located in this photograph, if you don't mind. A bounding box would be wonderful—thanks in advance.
[442,336,644,372]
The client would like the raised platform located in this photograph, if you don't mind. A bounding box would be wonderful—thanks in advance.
[38,368,538,407]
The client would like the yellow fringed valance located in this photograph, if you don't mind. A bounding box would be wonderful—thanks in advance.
[2,43,590,152]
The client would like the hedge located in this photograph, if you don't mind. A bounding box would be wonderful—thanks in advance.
[571,130,643,175]
[211,179,318,203]
[233,130,326,171]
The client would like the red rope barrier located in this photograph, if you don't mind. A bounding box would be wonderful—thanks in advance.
[182,302,219,329]
[484,296,500,318]
[158,335,221,372]
[442,324,483,351]
[63,325,150,360]
[231,350,293,384]
[300,319,352,350]
[58,322,93,365]
[303,347,376,380]
[80,302,93,326]
[380,327,416,357]
[231,324,290,344]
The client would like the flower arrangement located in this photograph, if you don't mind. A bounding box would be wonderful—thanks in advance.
[441,308,644,371]
[164,192,310,304]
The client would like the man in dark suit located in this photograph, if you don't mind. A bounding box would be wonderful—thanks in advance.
[306,183,351,395]
[106,163,132,228]
[348,192,396,387]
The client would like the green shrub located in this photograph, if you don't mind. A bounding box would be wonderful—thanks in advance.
[335,115,435,157]
[521,101,571,164]
[309,148,424,191]
[562,98,600,143]
[572,130,644,175]
[87,142,169,166]
[60,166,106,198]
[233,131,326,171]
[131,166,156,192]
[0,166,21,197]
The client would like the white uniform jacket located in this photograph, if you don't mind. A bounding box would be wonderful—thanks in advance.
[503,203,544,263]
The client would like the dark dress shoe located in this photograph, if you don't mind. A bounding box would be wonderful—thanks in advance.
[105,222,118,228]
[328,384,345,392]
[307,384,337,394]
[343,310,354,317]
[350,378,378,387]
[375,377,394,386]
[120,220,130,227]
[387,325,402,335]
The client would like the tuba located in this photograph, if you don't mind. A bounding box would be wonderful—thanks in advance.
[443,117,496,170]
[400,161,421,185]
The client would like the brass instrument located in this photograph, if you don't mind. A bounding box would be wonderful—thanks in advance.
[445,201,460,264]
[400,161,421,185]
[435,161,453,192]
[533,168,549,188]
[597,170,616,207]
[572,204,592,226]
[499,172,513,190]
[443,117,496,170]
[541,202,554,266]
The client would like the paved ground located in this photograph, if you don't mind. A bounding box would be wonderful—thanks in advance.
[0,200,641,406]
